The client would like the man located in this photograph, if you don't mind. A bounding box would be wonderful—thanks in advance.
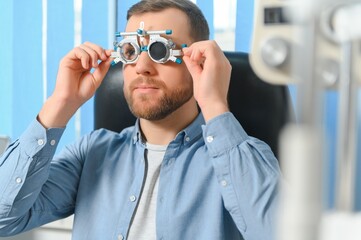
[0,0,281,239]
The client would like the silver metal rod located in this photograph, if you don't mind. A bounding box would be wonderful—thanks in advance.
[335,41,358,212]
[279,11,324,240]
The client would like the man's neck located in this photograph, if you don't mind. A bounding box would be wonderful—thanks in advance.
[139,99,199,145]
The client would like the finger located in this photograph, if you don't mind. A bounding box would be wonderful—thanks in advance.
[79,44,100,68]
[83,42,109,61]
[92,57,113,88]
[183,55,202,80]
[105,49,113,57]
[183,46,205,65]
[190,48,202,62]
[182,47,191,56]
[70,47,91,69]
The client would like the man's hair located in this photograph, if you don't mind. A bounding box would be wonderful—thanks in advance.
[127,0,210,42]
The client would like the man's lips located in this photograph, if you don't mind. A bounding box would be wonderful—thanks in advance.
[134,85,158,89]
[128,77,166,93]
[132,85,160,93]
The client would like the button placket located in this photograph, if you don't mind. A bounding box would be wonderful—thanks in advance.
[129,195,137,202]
[220,180,228,187]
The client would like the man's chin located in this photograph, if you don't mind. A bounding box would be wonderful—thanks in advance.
[130,104,169,121]
[132,111,171,121]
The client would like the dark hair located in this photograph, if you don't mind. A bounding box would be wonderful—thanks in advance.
[127,0,210,41]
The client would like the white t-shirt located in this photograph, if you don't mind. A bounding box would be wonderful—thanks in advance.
[127,143,167,240]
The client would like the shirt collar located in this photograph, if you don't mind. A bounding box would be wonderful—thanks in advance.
[131,113,205,145]
[180,113,204,145]
[132,119,142,144]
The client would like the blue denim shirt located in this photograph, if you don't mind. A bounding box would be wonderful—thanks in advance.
[0,112,281,240]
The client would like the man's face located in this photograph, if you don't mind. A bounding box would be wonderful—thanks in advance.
[123,8,194,121]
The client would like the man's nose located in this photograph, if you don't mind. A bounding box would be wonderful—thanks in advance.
[135,50,156,75]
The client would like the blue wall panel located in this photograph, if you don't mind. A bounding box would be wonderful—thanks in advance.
[117,0,139,32]
[0,1,14,138]
[12,0,43,138]
[235,0,254,52]
[47,2,75,99]
[324,92,338,209]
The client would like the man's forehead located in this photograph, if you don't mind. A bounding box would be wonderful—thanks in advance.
[126,22,163,32]
[125,9,189,32]
[126,20,176,33]
[125,9,192,44]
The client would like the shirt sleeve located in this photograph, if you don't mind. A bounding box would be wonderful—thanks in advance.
[203,112,281,240]
[0,119,72,236]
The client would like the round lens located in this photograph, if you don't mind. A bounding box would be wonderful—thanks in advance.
[149,42,167,61]
[120,43,138,62]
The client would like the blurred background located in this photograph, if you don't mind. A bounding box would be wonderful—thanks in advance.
[0,0,360,239]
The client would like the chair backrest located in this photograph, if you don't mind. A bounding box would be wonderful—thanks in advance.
[94,52,292,158]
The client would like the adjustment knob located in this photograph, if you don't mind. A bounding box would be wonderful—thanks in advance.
[261,38,289,68]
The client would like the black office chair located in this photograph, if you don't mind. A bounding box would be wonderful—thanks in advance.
[94,52,292,158]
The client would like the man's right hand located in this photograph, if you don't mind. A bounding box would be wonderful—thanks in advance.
[38,42,113,128]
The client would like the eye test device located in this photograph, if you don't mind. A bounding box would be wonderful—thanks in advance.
[111,22,186,66]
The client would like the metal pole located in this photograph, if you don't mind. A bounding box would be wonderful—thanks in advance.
[335,41,358,211]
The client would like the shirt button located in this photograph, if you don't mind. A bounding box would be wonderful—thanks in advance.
[37,139,44,146]
[118,234,124,240]
[15,177,22,184]
[206,136,214,143]
[168,158,175,165]
[50,140,56,146]
[185,136,190,142]
[221,180,228,187]
[129,195,137,202]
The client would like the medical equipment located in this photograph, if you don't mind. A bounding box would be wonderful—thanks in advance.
[111,22,185,66]
[250,0,361,86]
[250,0,361,240]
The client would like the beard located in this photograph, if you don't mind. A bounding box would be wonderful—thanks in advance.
[124,76,193,121]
